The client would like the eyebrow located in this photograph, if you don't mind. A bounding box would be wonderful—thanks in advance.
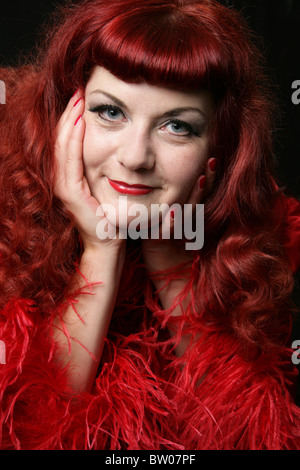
[89,90,128,110]
[161,107,207,119]
[89,89,208,119]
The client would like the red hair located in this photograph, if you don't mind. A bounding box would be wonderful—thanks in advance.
[0,0,294,357]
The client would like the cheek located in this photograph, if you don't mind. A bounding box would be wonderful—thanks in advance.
[168,153,207,188]
[164,148,208,204]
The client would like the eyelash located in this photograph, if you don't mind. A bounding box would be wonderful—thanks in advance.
[89,104,124,121]
[89,104,202,137]
[165,119,201,137]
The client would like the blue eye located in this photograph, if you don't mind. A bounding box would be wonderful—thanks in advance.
[167,121,190,135]
[164,119,200,137]
[89,104,125,121]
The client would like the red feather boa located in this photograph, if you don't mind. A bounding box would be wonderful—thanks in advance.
[0,196,299,450]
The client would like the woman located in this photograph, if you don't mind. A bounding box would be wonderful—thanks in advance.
[0,0,299,450]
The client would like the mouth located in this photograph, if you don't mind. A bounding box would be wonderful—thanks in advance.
[108,178,155,195]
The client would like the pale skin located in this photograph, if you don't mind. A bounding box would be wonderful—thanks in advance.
[52,67,216,393]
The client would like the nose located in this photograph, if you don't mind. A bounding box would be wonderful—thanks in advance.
[116,126,155,171]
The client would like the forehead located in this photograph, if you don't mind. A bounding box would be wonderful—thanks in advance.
[85,66,213,116]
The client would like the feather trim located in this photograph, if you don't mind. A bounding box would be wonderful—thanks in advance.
[0,297,299,450]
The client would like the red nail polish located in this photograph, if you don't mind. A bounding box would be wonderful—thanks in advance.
[73,98,82,107]
[170,210,175,219]
[74,115,82,126]
[72,90,78,98]
[209,158,217,172]
[199,176,206,189]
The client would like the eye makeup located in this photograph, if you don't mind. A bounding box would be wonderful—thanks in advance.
[161,118,204,137]
[88,104,125,121]
[88,100,207,138]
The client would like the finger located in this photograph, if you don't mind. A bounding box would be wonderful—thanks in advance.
[64,113,86,188]
[56,89,83,134]
[183,173,207,211]
[56,96,85,149]
[55,96,85,168]
[159,204,182,241]
[187,156,217,207]
[205,157,217,195]
[54,100,86,200]
[156,158,217,243]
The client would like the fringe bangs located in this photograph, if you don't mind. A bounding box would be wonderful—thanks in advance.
[80,0,253,93]
[89,9,223,90]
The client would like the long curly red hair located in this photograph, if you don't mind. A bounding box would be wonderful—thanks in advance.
[0,0,294,358]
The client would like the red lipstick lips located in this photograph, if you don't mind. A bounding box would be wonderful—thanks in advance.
[108,179,154,195]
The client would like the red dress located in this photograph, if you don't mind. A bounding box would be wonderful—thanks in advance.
[0,196,299,450]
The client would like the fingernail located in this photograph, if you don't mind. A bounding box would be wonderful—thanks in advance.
[198,175,206,189]
[170,207,178,219]
[74,115,82,126]
[72,90,78,98]
[73,98,82,107]
[209,158,217,172]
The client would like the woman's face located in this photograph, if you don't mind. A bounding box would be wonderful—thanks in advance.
[83,66,213,227]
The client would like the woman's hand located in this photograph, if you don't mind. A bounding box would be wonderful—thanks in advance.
[141,158,216,358]
[54,90,125,253]
[141,157,217,276]
[53,91,127,392]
